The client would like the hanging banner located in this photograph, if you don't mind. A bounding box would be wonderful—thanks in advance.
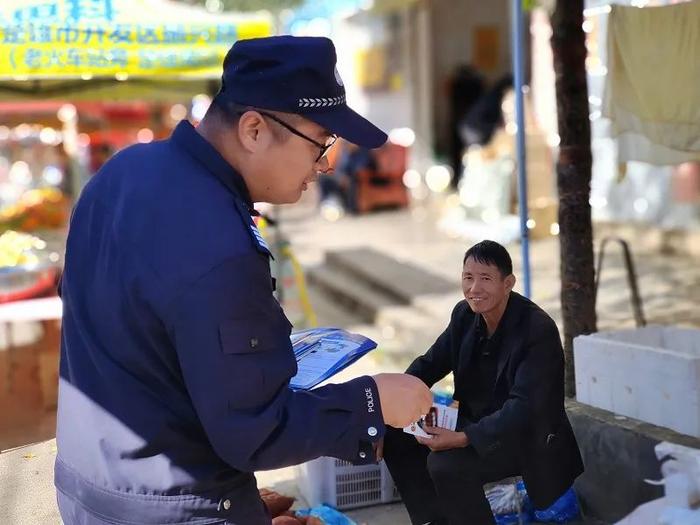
[0,0,272,79]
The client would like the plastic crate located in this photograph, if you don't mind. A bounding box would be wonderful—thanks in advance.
[296,456,400,510]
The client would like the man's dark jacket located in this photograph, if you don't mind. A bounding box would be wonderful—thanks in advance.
[406,292,584,508]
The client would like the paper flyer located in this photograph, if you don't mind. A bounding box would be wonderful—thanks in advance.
[289,327,377,390]
[403,403,459,438]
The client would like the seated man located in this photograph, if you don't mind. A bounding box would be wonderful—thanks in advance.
[381,240,584,525]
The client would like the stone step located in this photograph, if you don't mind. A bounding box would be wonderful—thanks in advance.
[302,278,366,329]
[305,265,396,323]
[325,248,455,305]
[374,305,444,355]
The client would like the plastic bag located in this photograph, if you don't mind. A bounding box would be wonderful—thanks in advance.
[494,510,532,525]
[650,441,700,524]
[487,480,532,524]
[533,486,580,523]
[295,505,357,525]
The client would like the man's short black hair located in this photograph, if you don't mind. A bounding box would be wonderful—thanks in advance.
[208,96,249,125]
[463,240,513,278]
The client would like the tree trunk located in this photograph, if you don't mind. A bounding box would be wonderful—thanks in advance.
[550,0,598,397]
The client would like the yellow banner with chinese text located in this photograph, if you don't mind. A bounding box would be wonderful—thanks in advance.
[0,0,272,80]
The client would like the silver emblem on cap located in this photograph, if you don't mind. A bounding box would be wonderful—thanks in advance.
[334,67,344,87]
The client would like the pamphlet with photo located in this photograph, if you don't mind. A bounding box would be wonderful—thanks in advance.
[403,403,459,438]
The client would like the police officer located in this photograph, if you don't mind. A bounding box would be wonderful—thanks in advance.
[55,36,432,524]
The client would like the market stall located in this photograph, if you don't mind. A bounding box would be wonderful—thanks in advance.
[0,1,274,450]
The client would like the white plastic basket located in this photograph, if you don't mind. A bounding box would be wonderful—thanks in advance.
[296,456,400,510]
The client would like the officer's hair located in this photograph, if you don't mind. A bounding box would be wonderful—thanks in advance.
[463,240,513,278]
[209,96,300,142]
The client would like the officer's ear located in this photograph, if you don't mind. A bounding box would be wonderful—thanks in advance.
[237,110,273,154]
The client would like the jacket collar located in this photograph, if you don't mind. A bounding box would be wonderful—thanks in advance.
[171,120,254,210]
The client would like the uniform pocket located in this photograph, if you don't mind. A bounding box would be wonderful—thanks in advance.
[218,316,296,409]
[219,318,274,354]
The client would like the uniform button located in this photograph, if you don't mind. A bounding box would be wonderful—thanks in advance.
[367,426,378,437]
[359,451,367,459]
[250,338,259,348]
[223,499,231,511]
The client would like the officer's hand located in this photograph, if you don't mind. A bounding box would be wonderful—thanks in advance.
[372,373,432,428]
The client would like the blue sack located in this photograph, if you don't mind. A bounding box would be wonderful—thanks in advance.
[533,486,580,523]
[295,504,358,525]
[494,510,532,525]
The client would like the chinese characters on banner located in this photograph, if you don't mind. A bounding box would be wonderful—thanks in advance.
[0,0,271,78]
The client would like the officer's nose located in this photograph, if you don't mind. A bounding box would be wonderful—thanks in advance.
[315,155,331,173]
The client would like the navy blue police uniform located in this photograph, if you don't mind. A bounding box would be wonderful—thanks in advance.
[55,36,388,524]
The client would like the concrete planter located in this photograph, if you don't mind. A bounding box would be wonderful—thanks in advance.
[574,325,700,437]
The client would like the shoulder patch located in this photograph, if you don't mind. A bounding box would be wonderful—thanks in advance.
[233,200,273,259]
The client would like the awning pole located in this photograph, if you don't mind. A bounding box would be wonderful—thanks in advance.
[511,0,532,298]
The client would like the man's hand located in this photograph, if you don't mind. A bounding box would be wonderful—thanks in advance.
[372,373,432,428]
[416,426,469,451]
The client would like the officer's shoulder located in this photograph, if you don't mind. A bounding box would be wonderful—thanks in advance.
[73,142,157,215]
[99,141,256,275]
[84,140,174,197]
[98,140,166,170]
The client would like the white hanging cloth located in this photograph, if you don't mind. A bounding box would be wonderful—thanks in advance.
[603,0,700,165]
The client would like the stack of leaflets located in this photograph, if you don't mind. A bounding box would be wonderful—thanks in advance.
[289,327,377,390]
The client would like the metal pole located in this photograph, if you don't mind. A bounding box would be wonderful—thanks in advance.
[594,237,647,327]
[511,0,532,298]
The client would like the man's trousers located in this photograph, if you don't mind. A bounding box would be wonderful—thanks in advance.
[382,427,520,525]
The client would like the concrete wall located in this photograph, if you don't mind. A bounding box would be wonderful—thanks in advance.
[334,0,512,168]
[574,327,700,438]
[334,9,416,135]
[567,400,700,523]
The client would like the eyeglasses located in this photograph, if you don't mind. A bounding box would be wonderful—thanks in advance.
[257,110,337,162]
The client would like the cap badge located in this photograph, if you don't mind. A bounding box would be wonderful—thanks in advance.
[334,67,344,87]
